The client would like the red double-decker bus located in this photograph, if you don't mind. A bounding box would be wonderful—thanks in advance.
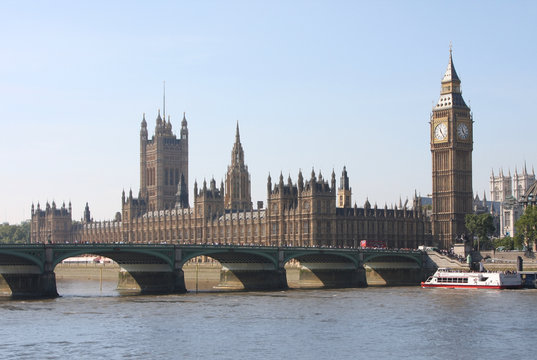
[360,240,387,249]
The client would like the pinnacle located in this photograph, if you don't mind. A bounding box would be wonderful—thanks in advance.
[442,47,460,83]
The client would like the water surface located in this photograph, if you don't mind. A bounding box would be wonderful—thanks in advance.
[1,280,536,359]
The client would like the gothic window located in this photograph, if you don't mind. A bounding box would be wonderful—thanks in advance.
[165,169,169,186]
[272,224,278,235]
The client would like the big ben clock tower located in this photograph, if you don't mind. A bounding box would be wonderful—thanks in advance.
[431,48,473,249]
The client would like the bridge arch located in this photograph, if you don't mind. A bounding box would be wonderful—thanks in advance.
[281,250,365,289]
[178,247,283,291]
[0,246,55,298]
[0,249,44,272]
[51,248,174,270]
[178,248,277,269]
[282,251,360,268]
[362,252,422,267]
[362,251,423,286]
[50,245,182,296]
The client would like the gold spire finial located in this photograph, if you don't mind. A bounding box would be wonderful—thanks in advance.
[449,41,453,56]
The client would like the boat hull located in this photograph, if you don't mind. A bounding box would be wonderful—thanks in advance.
[421,268,523,290]
[421,282,522,290]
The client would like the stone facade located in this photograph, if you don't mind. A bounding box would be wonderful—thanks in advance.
[491,165,536,237]
[224,123,252,211]
[140,111,189,211]
[30,110,431,247]
[430,49,473,249]
[30,201,73,244]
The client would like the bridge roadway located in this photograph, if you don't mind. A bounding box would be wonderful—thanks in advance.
[0,244,425,298]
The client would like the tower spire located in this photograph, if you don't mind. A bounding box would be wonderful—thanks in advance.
[435,45,466,110]
[442,44,460,83]
[163,81,166,121]
[225,122,252,211]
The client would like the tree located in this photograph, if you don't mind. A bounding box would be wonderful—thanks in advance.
[0,221,30,244]
[465,213,495,251]
[493,236,514,250]
[515,205,537,250]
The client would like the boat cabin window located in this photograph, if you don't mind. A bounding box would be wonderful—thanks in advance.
[437,277,468,283]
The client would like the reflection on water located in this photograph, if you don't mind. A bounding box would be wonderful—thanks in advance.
[57,279,120,297]
[1,278,537,360]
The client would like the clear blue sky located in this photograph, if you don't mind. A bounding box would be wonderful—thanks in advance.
[1,1,536,224]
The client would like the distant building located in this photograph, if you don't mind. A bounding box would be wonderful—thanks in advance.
[30,115,431,247]
[520,181,537,208]
[473,192,490,215]
[30,201,72,244]
[33,50,485,249]
[140,110,189,211]
[490,165,536,237]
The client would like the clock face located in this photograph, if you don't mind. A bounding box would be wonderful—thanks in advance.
[457,123,469,140]
[434,122,448,141]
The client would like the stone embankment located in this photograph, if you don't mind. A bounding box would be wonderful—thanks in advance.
[424,250,537,272]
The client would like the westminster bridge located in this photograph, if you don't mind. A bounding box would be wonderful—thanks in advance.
[0,244,425,298]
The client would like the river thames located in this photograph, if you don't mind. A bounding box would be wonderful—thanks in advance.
[1,279,536,360]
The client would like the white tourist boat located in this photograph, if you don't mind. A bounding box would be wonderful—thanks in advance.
[421,268,522,289]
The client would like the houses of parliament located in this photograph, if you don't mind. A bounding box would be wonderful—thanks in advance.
[30,51,475,249]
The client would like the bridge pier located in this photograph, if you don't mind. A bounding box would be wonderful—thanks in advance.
[364,264,423,286]
[0,271,58,299]
[296,263,367,288]
[117,265,186,294]
[217,264,288,291]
